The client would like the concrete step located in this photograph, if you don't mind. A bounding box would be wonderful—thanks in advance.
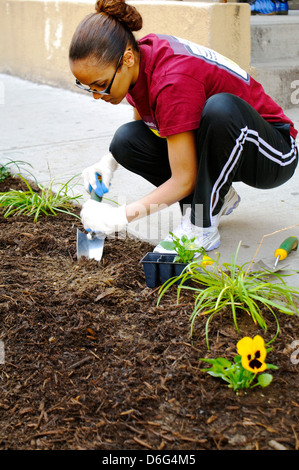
[251,10,299,108]
[253,59,299,108]
[251,11,299,62]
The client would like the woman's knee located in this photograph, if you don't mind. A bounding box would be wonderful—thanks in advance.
[201,93,243,128]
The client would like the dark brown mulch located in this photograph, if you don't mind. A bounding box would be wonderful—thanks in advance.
[0,175,298,452]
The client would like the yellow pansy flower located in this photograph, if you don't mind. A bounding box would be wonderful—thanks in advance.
[237,335,267,373]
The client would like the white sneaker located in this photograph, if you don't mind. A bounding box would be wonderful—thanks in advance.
[211,186,241,227]
[154,208,221,253]
[153,208,194,254]
[153,186,240,254]
[199,225,221,252]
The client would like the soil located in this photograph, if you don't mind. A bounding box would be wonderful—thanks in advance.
[0,175,298,452]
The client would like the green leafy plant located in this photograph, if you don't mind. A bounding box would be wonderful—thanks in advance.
[200,335,278,393]
[158,242,299,348]
[159,233,207,264]
[0,159,34,183]
[0,174,82,221]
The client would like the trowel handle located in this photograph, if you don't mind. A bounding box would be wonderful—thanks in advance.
[274,236,298,261]
[88,173,107,201]
[88,183,102,235]
[91,189,103,203]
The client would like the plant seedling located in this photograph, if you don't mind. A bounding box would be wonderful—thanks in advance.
[0,159,34,183]
[200,335,278,393]
[159,233,208,264]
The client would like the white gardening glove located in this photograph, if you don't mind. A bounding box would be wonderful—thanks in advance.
[80,200,128,236]
[82,153,118,197]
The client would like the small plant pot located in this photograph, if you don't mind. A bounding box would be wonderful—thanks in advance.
[173,262,189,285]
[140,252,161,288]
[141,252,190,287]
[157,254,176,285]
[174,262,188,276]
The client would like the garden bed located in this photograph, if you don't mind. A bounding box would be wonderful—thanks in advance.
[0,175,298,451]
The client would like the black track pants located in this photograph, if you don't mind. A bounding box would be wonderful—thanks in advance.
[110,93,298,227]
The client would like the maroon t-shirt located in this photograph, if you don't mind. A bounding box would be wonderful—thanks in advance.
[126,34,297,139]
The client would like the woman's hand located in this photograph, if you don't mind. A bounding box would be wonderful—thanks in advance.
[80,201,128,235]
[82,153,118,197]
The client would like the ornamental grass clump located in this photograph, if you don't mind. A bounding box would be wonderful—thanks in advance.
[158,242,299,348]
[0,175,82,222]
[200,335,278,393]
[0,159,34,183]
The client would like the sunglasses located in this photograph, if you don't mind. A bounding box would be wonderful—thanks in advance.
[75,54,123,96]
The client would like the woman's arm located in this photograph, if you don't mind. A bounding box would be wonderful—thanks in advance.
[125,130,198,222]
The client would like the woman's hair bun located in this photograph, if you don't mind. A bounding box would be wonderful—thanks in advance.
[95,0,143,31]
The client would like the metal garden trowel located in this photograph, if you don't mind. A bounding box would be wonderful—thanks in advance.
[76,176,106,262]
[253,236,299,272]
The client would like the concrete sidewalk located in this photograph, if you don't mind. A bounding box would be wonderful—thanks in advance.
[1,73,299,282]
